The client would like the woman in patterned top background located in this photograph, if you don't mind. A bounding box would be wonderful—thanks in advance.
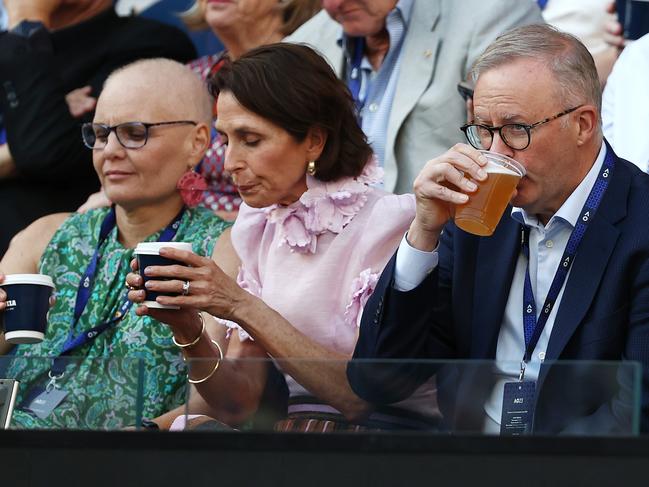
[0,59,233,429]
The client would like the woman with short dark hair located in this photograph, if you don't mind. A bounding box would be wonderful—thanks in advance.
[128,43,437,431]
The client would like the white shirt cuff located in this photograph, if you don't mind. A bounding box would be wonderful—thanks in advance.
[393,233,439,291]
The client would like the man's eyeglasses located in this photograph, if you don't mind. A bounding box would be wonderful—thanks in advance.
[81,121,197,150]
[460,105,583,151]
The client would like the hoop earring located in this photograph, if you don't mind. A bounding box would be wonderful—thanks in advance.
[176,166,208,207]
[307,160,317,176]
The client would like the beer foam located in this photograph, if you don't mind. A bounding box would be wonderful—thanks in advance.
[485,160,521,176]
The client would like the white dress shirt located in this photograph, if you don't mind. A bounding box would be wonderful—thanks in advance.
[602,32,649,172]
[393,144,606,433]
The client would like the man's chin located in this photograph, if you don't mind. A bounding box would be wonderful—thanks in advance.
[510,195,524,209]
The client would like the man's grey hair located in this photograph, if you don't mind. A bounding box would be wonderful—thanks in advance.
[471,24,602,127]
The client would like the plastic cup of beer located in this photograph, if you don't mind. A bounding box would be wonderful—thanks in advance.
[454,151,525,237]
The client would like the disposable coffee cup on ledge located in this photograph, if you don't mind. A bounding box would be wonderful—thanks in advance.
[453,151,525,237]
[1,274,55,344]
[134,242,193,309]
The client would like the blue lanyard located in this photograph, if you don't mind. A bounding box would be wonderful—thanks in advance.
[520,150,614,364]
[347,37,365,114]
[51,206,184,376]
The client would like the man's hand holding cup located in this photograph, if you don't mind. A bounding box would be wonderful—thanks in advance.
[408,144,488,251]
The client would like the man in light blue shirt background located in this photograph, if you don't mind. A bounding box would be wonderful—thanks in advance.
[288,0,543,193]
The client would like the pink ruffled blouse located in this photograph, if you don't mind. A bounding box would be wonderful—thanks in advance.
[229,163,413,354]
[228,163,441,412]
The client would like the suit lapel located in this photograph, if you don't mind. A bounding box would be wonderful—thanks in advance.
[545,150,628,361]
[470,216,521,358]
[384,1,441,190]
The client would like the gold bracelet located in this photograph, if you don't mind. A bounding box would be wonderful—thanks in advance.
[172,313,205,349]
[188,339,224,384]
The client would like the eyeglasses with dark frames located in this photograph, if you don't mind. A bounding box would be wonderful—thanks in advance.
[81,121,198,150]
[460,105,583,151]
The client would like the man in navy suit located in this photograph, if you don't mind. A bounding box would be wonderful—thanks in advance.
[349,24,649,434]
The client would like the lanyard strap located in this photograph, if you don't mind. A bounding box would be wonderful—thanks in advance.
[51,206,185,376]
[347,37,365,113]
[521,150,615,364]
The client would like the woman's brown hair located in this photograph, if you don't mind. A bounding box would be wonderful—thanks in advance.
[209,43,372,182]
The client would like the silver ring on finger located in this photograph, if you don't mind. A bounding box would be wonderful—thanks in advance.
[182,280,190,296]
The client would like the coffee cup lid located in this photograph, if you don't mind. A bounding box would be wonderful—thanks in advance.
[1,273,55,288]
[134,242,193,255]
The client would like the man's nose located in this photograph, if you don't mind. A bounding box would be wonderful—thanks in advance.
[489,131,516,158]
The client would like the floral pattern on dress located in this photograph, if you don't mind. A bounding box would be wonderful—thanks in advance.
[6,207,230,430]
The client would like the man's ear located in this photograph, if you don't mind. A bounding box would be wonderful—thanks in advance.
[575,105,599,146]
[305,125,328,161]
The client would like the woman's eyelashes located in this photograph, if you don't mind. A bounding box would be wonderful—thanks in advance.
[243,137,260,147]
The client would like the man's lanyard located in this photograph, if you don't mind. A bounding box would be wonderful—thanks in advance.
[50,206,184,377]
[519,149,615,378]
[347,36,366,114]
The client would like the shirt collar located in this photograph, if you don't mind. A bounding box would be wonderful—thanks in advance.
[511,143,607,229]
[337,0,414,51]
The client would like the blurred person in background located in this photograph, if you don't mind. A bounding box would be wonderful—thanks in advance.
[540,0,621,85]
[0,0,196,257]
[602,32,649,172]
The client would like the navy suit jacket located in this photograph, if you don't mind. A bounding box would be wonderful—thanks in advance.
[349,146,649,434]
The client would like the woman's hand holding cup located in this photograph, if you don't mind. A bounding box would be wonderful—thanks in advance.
[131,247,249,322]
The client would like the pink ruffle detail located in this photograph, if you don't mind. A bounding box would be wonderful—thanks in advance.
[265,157,383,254]
[343,268,380,328]
[267,204,317,254]
[357,155,384,186]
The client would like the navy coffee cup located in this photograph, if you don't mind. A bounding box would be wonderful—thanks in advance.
[134,242,193,309]
[1,274,55,344]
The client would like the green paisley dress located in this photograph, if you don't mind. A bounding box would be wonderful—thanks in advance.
[7,207,230,429]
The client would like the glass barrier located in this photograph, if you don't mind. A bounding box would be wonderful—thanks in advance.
[182,358,642,436]
[0,355,146,430]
